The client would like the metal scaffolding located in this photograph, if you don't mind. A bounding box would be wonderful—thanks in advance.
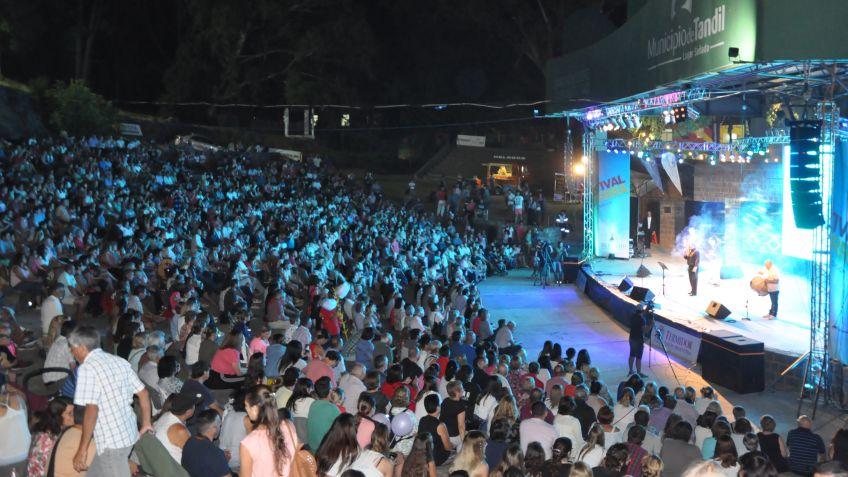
[798,101,838,418]
[581,131,596,261]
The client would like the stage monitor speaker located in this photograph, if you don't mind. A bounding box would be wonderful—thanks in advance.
[636,265,651,278]
[706,301,732,320]
[630,286,655,302]
[701,331,764,393]
[789,120,825,229]
[719,265,743,279]
[618,277,634,292]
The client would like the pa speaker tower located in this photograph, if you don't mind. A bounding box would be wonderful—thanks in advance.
[789,120,825,229]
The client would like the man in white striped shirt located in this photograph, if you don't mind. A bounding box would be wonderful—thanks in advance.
[70,325,152,476]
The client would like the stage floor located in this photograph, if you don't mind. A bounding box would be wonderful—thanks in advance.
[588,248,810,356]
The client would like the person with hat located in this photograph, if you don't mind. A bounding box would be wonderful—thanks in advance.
[153,388,201,466]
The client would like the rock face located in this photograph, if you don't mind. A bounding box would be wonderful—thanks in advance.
[0,86,47,140]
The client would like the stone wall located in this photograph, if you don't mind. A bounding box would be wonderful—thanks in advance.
[693,161,783,204]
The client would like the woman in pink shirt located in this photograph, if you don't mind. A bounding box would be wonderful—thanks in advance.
[240,385,299,477]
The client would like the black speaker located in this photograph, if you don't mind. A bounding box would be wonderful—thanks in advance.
[636,265,651,278]
[618,277,634,292]
[789,120,825,229]
[630,286,654,302]
[700,331,764,393]
[706,301,732,320]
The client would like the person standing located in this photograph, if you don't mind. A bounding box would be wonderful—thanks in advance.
[759,260,780,319]
[627,306,652,378]
[69,325,153,476]
[684,244,700,296]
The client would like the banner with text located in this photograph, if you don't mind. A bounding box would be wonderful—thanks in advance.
[596,151,630,258]
[831,140,848,363]
[651,320,702,364]
[457,134,486,147]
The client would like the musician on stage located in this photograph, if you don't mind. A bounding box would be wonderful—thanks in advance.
[758,259,780,319]
[684,243,700,296]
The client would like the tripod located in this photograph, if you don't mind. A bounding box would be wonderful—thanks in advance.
[652,326,684,388]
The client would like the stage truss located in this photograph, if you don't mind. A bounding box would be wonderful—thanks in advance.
[799,101,838,418]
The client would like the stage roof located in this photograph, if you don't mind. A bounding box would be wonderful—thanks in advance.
[547,0,848,114]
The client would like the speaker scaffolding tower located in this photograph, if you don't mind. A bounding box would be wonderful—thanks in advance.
[798,100,838,418]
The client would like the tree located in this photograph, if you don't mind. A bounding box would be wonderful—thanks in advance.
[49,80,115,136]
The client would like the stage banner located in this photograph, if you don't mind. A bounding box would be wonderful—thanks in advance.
[660,152,682,194]
[639,156,664,194]
[652,320,702,364]
[596,151,630,258]
[831,140,848,363]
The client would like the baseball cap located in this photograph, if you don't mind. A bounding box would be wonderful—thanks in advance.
[170,390,203,414]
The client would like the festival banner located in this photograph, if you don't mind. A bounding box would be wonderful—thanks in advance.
[651,320,702,364]
[831,140,848,362]
[596,151,630,258]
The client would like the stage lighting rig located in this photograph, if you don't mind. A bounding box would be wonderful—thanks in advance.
[673,106,689,122]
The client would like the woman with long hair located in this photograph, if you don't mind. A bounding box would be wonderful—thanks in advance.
[245,352,267,387]
[489,444,524,477]
[317,413,383,477]
[400,433,436,477]
[240,385,298,477]
[355,393,377,449]
[544,437,573,477]
[208,330,245,389]
[365,422,398,477]
[450,430,488,477]
[523,441,546,477]
[712,435,739,476]
[553,397,585,451]
[577,422,606,468]
[569,462,593,477]
[278,340,307,374]
[26,396,73,476]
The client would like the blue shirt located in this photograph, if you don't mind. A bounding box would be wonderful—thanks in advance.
[181,435,230,477]
[787,427,825,474]
[265,344,285,377]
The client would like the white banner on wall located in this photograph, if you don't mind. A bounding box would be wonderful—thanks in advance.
[457,134,486,147]
[651,321,702,363]
[119,123,143,137]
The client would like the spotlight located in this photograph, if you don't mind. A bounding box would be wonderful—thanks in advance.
[581,155,589,163]
[673,106,689,122]
[678,157,684,164]
[637,151,644,158]
[573,163,586,176]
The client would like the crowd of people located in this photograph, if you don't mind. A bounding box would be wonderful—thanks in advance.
[0,135,845,477]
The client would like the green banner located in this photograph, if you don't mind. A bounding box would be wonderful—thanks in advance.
[548,0,756,109]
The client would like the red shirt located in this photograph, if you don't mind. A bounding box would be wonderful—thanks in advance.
[303,359,336,386]
[320,308,341,336]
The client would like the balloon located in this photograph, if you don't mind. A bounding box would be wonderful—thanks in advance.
[371,413,390,427]
[320,298,338,311]
[390,410,415,437]
[335,282,351,299]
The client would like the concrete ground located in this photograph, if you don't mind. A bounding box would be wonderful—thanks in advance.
[478,268,848,444]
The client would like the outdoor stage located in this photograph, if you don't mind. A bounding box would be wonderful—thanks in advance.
[587,248,810,357]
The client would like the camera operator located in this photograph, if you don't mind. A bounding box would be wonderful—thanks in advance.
[628,302,654,378]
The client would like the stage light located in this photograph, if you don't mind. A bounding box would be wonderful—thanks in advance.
[627,141,633,148]
[581,155,589,163]
[673,106,689,122]
[646,157,652,162]
[759,150,766,156]
[636,151,644,158]
[606,148,611,153]
[665,145,671,150]
[747,150,754,156]
[613,149,619,154]
[573,163,586,175]
[678,157,684,164]
[533,108,541,116]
